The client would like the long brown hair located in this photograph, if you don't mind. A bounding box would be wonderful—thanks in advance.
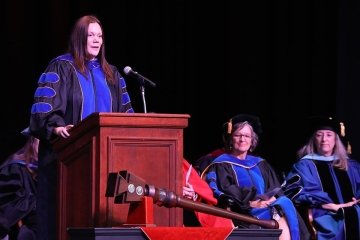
[7,136,39,177]
[68,15,115,84]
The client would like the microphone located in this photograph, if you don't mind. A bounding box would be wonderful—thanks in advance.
[123,66,156,88]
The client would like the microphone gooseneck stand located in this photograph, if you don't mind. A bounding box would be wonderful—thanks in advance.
[123,66,156,113]
[140,83,147,113]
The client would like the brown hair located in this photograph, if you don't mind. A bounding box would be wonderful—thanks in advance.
[7,136,39,178]
[68,15,115,84]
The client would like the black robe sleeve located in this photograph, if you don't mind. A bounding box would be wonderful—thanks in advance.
[30,60,77,142]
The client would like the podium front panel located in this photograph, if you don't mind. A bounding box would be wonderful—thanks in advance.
[54,113,189,240]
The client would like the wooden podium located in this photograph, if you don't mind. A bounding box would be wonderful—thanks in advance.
[52,113,190,240]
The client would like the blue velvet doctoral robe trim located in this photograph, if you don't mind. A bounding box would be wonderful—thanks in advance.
[212,154,265,195]
[53,54,112,120]
[286,155,360,240]
[3,160,38,172]
[207,154,300,240]
[30,52,134,143]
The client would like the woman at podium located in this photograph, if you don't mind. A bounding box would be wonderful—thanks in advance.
[28,15,134,240]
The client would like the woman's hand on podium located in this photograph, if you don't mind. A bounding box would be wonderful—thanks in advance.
[53,125,74,138]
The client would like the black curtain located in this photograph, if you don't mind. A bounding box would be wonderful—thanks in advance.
[4,0,358,175]
[337,0,360,161]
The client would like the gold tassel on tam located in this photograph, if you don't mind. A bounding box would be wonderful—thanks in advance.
[227,119,232,134]
[347,141,352,155]
[340,122,345,137]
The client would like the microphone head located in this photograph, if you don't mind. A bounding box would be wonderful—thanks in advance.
[123,66,132,75]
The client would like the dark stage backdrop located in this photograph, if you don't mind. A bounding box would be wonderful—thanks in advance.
[4,0,360,176]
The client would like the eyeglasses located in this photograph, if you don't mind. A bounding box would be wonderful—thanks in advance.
[233,134,252,140]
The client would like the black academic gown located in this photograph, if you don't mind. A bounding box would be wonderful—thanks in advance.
[29,54,134,240]
[203,153,311,240]
[0,159,37,239]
